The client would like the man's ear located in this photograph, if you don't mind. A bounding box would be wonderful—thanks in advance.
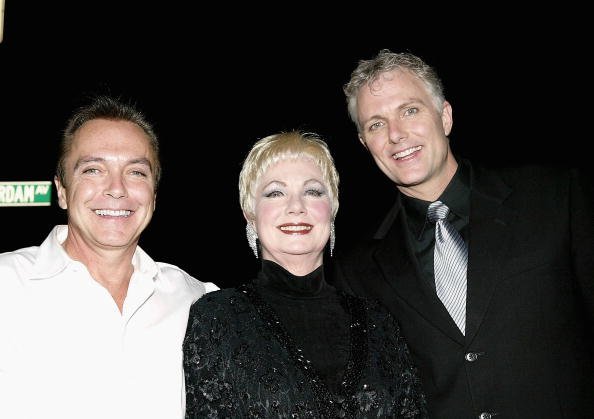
[54,176,68,210]
[358,134,368,150]
[441,100,453,136]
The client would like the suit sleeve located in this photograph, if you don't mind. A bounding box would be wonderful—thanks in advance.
[570,168,594,332]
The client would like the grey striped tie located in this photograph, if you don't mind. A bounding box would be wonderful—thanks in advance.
[427,201,467,335]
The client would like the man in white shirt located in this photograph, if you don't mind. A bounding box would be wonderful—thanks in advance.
[0,95,217,419]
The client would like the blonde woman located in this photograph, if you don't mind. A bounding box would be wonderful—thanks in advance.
[183,131,426,418]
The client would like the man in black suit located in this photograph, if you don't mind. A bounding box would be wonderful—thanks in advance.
[333,49,594,418]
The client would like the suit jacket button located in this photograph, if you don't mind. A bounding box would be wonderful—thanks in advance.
[465,352,478,362]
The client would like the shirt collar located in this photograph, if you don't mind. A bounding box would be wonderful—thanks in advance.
[402,160,471,237]
[438,159,471,220]
[30,225,159,281]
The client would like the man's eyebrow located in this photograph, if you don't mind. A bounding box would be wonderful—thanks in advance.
[72,156,153,171]
[73,156,104,171]
[129,157,152,168]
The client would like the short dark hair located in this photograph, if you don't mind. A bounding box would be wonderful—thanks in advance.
[56,95,161,189]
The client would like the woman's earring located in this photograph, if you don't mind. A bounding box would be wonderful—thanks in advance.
[246,223,259,258]
[330,221,335,257]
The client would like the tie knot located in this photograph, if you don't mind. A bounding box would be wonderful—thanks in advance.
[427,200,450,222]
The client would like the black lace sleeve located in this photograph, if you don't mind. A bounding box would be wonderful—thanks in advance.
[364,297,428,418]
[183,290,244,418]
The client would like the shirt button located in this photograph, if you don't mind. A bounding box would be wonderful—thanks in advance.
[465,352,478,362]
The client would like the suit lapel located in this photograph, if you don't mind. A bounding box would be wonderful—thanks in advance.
[370,164,517,345]
[373,198,466,345]
[464,165,515,344]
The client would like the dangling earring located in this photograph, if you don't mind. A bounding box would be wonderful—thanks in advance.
[246,223,259,258]
[329,221,335,257]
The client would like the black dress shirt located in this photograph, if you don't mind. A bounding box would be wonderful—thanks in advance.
[401,160,471,290]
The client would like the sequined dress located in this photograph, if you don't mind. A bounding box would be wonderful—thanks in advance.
[183,260,427,418]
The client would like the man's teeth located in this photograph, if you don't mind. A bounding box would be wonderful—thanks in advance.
[95,209,131,217]
[280,225,312,231]
[393,145,422,159]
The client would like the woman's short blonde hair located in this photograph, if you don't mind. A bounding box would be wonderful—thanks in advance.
[239,130,339,220]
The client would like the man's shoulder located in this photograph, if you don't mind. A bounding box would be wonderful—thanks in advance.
[0,226,65,278]
[0,246,42,305]
[0,244,39,260]
[0,245,40,276]
[475,161,573,186]
[331,239,382,282]
[335,238,379,260]
[154,261,219,295]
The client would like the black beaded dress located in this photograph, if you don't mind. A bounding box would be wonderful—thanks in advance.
[183,260,427,418]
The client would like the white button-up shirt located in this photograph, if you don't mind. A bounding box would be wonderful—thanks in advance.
[0,225,218,419]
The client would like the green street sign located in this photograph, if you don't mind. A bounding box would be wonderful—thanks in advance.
[0,181,52,206]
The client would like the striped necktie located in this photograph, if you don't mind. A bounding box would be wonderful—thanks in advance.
[427,201,467,335]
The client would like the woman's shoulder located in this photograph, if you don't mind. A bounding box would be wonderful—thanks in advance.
[339,291,403,335]
[188,286,252,320]
[338,290,385,313]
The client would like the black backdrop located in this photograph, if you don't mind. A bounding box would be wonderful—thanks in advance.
[1,3,591,288]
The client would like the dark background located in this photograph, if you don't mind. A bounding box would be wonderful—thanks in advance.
[1,3,591,288]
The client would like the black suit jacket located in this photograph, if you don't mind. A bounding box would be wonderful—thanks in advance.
[333,162,594,419]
